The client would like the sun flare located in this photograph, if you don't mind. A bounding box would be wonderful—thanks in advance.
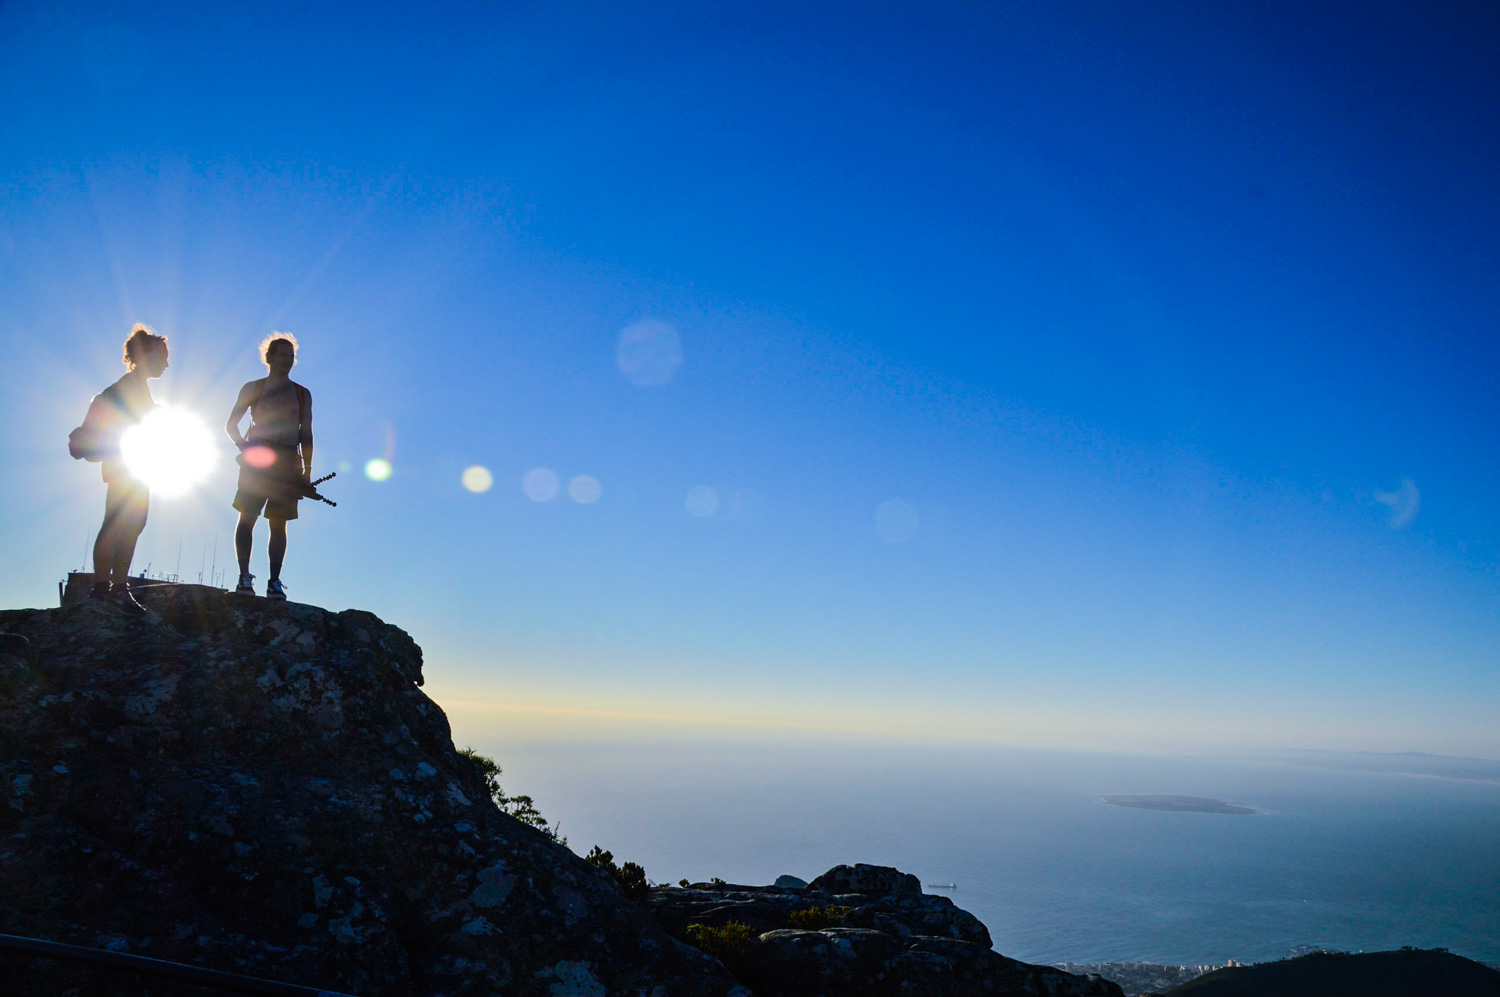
[120,405,218,498]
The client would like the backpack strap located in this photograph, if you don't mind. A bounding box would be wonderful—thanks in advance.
[95,382,124,417]
[291,385,312,470]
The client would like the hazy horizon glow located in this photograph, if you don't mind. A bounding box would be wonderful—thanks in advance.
[2,1,1498,757]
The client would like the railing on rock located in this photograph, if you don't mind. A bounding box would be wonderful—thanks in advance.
[0,933,360,997]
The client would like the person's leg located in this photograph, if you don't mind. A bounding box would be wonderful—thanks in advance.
[107,483,150,615]
[234,508,259,593]
[268,518,288,582]
[235,510,258,576]
[92,486,125,596]
[110,486,149,585]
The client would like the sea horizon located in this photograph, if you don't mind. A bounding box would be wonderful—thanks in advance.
[443,714,1500,969]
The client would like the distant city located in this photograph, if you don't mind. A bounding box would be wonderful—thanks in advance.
[1052,960,1241,995]
[1056,952,1500,996]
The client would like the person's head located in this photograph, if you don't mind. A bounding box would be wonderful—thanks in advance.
[259,331,299,374]
[122,324,169,378]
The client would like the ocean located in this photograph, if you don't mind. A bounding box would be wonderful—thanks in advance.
[455,733,1500,968]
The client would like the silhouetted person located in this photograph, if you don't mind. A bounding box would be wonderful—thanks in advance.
[82,325,170,616]
[226,333,313,600]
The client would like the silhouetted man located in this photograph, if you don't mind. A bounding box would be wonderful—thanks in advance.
[81,324,169,616]
[225,333,313,601]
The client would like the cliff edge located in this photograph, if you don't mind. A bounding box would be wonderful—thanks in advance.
[0,587,737,996]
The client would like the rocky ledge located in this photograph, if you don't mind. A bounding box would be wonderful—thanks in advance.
[0,587,1122,997]
[647,864,1121,997]
[0,587,735,996]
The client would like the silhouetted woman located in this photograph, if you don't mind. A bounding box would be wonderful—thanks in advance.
[84,324,169,615]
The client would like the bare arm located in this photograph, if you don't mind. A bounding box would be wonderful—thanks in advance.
[298,386,313,478]
[225,382,257,449]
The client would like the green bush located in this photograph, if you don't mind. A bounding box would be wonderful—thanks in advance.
[458,747,567,845]
[584,846,651,902]
[788,904,852,929]
[685,921,757,972]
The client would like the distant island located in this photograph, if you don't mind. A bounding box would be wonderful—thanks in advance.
[1103,795,1258,815]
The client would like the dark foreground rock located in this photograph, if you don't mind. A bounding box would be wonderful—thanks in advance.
[648,864,1123,997]
[0,588,738,997]
[1163,948,1500,997]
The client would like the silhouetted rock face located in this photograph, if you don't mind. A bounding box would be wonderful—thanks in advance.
[647,868,1122,997]
[807,864,921,898]
[1163,948,1500,997]
[0,588,739,997]
[649,868,990,948]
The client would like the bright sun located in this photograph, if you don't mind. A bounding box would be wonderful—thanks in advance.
[120,405,218,497]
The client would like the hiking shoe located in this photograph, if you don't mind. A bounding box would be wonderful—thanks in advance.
[114,585,148,617]
[89,580,112,601]
[235,572,256,596]
[266,578,287,601]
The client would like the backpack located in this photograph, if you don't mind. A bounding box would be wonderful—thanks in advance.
[68,384,121,462]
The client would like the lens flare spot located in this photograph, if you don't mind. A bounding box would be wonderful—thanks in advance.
[119,406,217,498]
[365,458,393,482]
[523,467,560,502]
[568,475,602,504]
[462,465,494,493]
[616,319,683,387]
[874,499,919,544]
[685,485,718,517]
[243,445,277,469]
[1374,478,1420,528]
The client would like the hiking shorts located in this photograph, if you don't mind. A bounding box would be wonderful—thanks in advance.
[233,444,303,521]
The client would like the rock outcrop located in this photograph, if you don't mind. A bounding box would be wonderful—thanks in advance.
[647,865,1122,997]
[0,588,1125,997]
[0,587,738,996]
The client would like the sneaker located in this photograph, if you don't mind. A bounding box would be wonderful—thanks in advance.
[266,578,287,601]
[235,572,256,596]
[89,580,112,601]
[114,585,148,617]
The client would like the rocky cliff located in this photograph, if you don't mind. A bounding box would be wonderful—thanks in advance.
[0,587,736,996]
[0,587,1121,997]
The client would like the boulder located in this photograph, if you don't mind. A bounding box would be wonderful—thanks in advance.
[645,868,1121,997]
[808,864,922,897]
[773,875,808,890]
[748,928,902,995]
[646,878,987,946]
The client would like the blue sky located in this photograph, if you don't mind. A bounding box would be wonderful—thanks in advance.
[2,0,1498,755]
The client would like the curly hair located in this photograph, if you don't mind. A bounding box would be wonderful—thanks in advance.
[259,331,300,366]
[122,323,168,370]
